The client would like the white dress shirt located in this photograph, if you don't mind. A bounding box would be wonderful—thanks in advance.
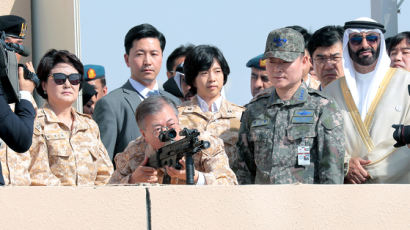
[128,78,159,100]
[196,95,223,113]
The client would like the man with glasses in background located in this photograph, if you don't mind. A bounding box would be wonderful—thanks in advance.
[323,18,410,183]
[308,25,344,90]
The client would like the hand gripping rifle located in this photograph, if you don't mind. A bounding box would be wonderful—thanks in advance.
[146,128,210,185]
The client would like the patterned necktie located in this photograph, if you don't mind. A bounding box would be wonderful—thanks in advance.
[147,90,160,97]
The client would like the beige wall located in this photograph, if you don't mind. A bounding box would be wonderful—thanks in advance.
[0,185,409,230]
[0,0,32,64]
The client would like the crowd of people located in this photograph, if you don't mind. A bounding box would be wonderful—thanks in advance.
[0,14,409,186]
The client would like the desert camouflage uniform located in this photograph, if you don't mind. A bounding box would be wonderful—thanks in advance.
[233,83,344,184]
[29,104,113,186]
[0,95,37,185]
[177,97,244,167]
[109,131,237,185]
[0,139,31,185]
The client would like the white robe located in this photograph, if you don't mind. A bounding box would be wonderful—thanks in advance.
[324,68,410,183]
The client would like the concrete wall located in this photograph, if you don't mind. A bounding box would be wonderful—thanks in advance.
[0,185,409,230]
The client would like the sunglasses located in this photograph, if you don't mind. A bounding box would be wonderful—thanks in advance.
[50,73,81,85]
[349,35,379,46]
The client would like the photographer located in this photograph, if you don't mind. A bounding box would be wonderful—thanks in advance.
[109,96,237,185]
[0,15,36,185]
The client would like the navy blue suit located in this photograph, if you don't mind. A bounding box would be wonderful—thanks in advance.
[0,88,35,185]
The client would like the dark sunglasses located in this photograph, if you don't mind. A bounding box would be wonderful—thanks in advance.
[50,73,81,85]
[349,35,379,46]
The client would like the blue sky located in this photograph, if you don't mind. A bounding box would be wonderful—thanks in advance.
[80,0,410,106]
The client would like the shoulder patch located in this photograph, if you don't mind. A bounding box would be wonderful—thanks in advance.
[77,111,92,119]
[33,120,43,135]
[320,103,341,130]
[308,87,330,99]
[248,88,273,104]
[230,103,245,110]
[321,114,337,129]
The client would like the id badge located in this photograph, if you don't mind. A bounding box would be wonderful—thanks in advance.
[297,146,310,166]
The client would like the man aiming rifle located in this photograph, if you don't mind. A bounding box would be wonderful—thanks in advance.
[109,95,237,185]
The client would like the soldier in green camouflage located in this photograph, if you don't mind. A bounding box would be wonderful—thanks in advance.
[233,28,345,184]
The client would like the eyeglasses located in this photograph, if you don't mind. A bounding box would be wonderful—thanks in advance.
[313,56,342,65]
[50,73,81,85]
[349,35,379,46]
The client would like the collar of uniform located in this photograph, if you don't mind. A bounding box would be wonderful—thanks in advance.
[269,82,308,106]
[217,98,237,118]
[182,96,236,118]
[181,97,204,115]
[196,95,223,113]
[42,103,88,131]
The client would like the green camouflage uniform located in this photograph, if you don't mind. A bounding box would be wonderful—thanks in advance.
[233,83,345,184]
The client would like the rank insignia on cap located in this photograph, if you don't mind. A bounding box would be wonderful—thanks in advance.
[0,15,27,39]
[84,64,105,81]
[246,54,266,70]
[273,38,287,47]
[87,68,97,79]
[259,59,266,68]
[19,22,26,38]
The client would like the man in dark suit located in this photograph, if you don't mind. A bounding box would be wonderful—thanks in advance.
[0,15,36,185]
[93,23,179,161]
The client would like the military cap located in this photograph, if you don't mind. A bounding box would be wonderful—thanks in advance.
[264,28,305,62]
[83,64,105,81]
[246,54,266,70]
[82,81,97,105]
[0,15,27,39]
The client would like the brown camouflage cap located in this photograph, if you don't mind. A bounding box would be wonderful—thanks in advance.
[264,28,305,62]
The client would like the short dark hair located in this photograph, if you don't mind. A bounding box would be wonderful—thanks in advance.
[307,25,344,57]
[124,23,166,55]
[135,95,178,130]
[98,77,106,87]
[286,25,311,48]
[387,31,410,55]
[166,44,195,72]
[183,45,230,95]
[36,49,84,99]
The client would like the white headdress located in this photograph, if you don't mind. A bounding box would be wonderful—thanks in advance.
[342,17,391,120]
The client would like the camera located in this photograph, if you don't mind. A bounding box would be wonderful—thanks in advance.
[392,124,410,147]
